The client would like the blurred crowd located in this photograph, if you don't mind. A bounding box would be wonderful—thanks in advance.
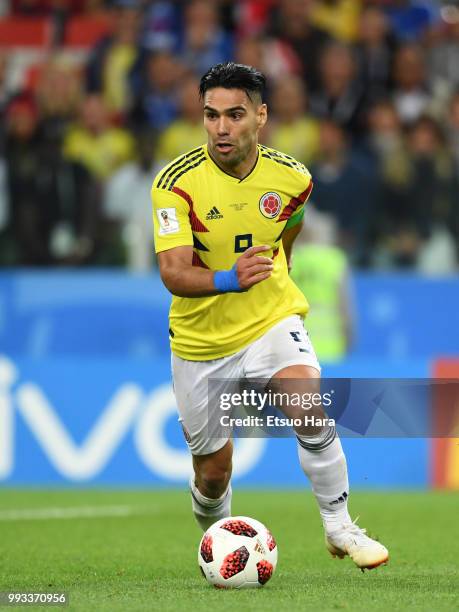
[0,0,459,273]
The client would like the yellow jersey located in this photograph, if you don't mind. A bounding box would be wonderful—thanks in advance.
[103,43,137,112]
[151,143,313,360]
[64,126,135,179]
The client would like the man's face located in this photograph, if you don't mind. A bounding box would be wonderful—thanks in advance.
[203,87,267,169]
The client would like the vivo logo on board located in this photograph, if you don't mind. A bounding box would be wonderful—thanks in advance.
[0,356,265,483]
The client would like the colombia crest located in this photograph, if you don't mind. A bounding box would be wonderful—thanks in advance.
[259,192,282,219]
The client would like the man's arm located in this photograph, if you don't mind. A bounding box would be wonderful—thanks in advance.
[158,245,274,297]
[282,220,304,273]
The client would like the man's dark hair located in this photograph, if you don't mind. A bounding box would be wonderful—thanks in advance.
[199,62,266,104]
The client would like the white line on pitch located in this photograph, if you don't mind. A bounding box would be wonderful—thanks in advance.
[0,505,156,521]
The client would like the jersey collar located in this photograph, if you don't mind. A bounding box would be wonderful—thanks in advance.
[204,144,263,183]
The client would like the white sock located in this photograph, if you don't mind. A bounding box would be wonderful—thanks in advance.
[190,478,232,531]
[297,435,352,534]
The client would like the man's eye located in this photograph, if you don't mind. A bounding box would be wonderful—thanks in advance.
[205,113,217,120]
[232,113,242,120]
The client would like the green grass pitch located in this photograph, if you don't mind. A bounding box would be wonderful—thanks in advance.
[0,489,458,611]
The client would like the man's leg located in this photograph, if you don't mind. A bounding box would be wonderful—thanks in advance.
[273,365,352,532]
[190,439,233,531]
[242,315,388,569]
[273,364,388,569]
[172,352,239,531]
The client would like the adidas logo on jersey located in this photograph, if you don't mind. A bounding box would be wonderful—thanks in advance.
[206,206,223,220]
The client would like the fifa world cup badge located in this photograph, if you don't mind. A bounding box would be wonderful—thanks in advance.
[157,208,180,235]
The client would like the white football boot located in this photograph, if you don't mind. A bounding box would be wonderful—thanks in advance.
[326,518,389,571]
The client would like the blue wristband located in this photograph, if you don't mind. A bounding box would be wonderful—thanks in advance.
[214,265,241,293]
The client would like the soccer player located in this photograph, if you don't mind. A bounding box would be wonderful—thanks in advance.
[151,62,388,570]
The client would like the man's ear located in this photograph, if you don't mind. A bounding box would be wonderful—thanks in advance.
[257,103,268,129]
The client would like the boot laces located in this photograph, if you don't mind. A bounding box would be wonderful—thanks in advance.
[339,517,370,543]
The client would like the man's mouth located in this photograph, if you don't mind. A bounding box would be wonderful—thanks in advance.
[215,143,234,154]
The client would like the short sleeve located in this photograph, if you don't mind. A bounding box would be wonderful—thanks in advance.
[284,171,313,229]
[285,205,306,229]
[151,187,193,253]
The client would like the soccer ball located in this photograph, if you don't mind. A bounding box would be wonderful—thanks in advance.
[198,516,278,588]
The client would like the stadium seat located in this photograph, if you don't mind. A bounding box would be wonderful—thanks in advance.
[0,17,52,47]
[63,16,110,48]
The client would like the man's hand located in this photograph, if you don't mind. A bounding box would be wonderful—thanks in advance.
[235,245,273,290]
[158,244,273,297]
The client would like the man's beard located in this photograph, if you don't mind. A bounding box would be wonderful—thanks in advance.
[215,142,250,168]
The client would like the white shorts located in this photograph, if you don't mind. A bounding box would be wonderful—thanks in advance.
[171,315,321,455]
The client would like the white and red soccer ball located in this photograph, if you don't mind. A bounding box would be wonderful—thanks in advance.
[198,516,278,588]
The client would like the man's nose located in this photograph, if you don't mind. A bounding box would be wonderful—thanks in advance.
[216,116,229,135]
